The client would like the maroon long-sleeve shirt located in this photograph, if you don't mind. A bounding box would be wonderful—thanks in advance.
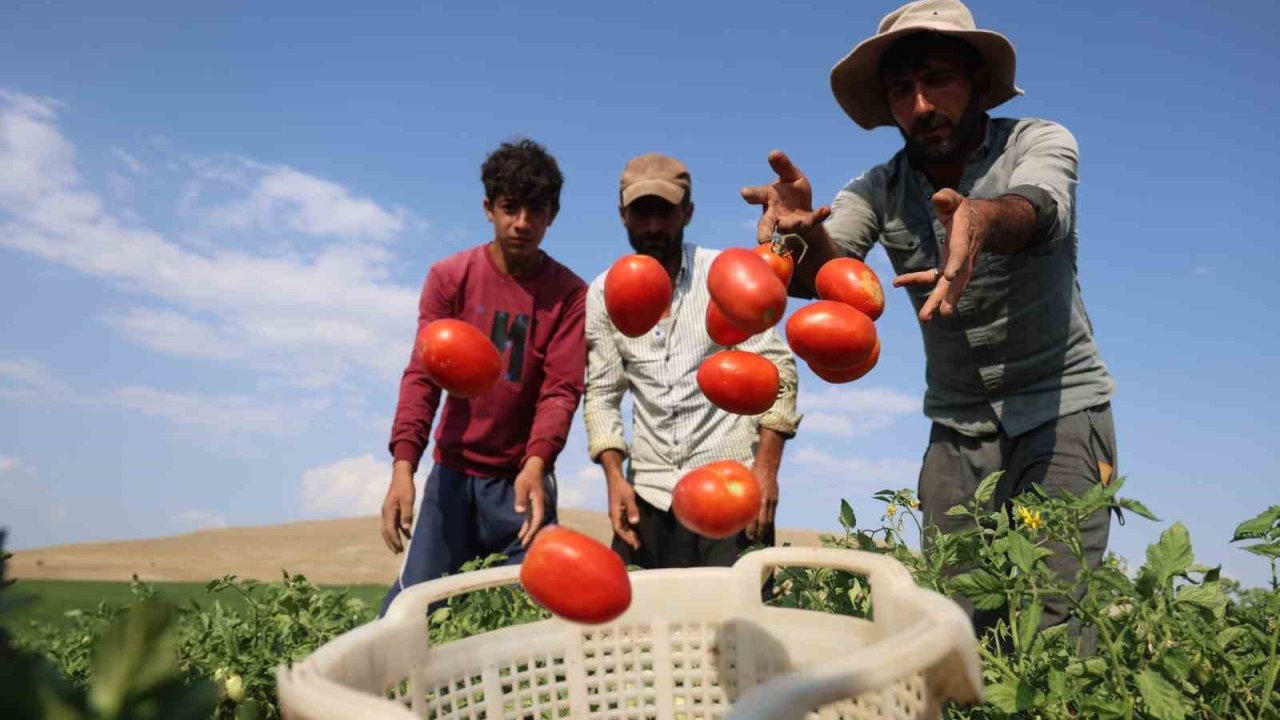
[389,244,587,477]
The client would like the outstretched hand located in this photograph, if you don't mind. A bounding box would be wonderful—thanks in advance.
[892,188,986,321]
[740,150,832,245]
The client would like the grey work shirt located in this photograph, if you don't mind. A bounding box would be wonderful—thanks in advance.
[820,115,1115,438]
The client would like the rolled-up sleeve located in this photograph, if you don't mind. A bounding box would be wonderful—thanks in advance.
[740,327,803,438]
[1004,120,1079,255]
[583,279,629,461]
[825,172,882,263]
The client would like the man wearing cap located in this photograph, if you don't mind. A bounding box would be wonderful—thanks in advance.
[584,153,802,570]
[742,0,1117,645]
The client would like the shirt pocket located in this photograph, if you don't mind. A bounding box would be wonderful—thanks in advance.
[879,221,936,274]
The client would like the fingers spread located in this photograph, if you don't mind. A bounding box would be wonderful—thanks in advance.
[893,269,940,287]
[768,150,802,182]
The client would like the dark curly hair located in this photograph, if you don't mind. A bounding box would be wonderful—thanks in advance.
[481,138,564,217]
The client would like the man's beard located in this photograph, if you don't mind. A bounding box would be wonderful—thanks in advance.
[901,99,985,163]
[628,227,683,264]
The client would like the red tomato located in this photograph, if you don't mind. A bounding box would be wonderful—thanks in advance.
[705,300,754,346]
[672,460,761,539]
[604,254,673,337]
[520,526,632,625]
[815,257,885,321]
[810,339,881,383]
[707,248,788,333]
[752,243,794,287]
[417,319,502,398]
[785,300,878,370]
[696,350,779,415]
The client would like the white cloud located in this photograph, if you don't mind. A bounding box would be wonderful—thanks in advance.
[205,164,407,242]
[798,385,918,437]
[176,510,228,531]
[105,307,248,362]
[300,454,388,517]
[2,357,303,438]
[111,147,146,176]
[556,462,605,510]
[0,91,423,389]
[1192,266,1210,277]
[786,447,919,493]
[106,386,296,436]
[0,358,74,400]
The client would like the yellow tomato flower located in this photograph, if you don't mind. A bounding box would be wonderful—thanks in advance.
[909,498,920,509]
[1017,506,1044,531]
[886,504,897,518]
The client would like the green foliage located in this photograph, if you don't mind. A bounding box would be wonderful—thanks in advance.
[1,531,220,720]
[13,482,1280,719]
[425,553,549,645]
[767,477,1280,719]
[15,569,374,719]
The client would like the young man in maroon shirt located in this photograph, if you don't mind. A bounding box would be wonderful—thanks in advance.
[377,139,588,616]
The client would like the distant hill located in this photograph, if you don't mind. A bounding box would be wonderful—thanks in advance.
[8,508,829,585]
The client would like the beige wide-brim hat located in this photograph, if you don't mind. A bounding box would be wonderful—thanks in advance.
[830,0,1024,130]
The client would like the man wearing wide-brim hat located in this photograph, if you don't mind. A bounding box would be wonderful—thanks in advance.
[742,0,1117,651]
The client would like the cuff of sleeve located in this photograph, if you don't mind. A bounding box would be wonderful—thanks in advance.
[588,436,629,463]
[760,410,802,438]
[392,441,424,471]
[524,439,557,466]
[1004,184,1061,255]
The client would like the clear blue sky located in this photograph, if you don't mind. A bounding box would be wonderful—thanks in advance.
[1,0,1276,586]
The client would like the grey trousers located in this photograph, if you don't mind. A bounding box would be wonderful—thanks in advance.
[918,402,1117,653]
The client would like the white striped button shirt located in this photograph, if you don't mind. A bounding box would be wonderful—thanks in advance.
[584,243,802,512]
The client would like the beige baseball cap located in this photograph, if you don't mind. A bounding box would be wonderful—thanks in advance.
[619,153,691,207]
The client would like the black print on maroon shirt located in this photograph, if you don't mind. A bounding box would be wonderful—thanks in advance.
[489,311,529,382]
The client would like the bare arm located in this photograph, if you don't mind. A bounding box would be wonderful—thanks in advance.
[747,427,787,540]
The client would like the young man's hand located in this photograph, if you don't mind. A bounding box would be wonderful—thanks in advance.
[514,456,548,547]
[380,460,416,554]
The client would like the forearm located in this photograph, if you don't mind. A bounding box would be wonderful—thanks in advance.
[598,449,627,483]
[974,195,1039,254]
[754,427,786,474]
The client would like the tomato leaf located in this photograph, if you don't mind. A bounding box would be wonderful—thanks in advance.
[1017,600,1042,653]
[1136,667,1188,720]
[839,499,856,531]
[985,680,1039,713]
[1146,523,1194,586]
[1241,542,1280,558]
[1177,583,1228,619]
[974,471,1003,505]
[950,569,1006,610]
[1231,506,1280,542]
[1118,497,1160,521]
[1006,530,1038,575]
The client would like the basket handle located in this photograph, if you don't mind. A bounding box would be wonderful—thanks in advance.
[732,546,915,603]
[382,564,524,623]
[723,591,983,720]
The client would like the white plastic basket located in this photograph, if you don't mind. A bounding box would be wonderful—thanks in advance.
[276,547,983,720]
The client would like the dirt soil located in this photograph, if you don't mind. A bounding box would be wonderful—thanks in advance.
[7,509,830,585]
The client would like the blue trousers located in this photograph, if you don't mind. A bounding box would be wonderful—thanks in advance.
[378,463,558,617]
